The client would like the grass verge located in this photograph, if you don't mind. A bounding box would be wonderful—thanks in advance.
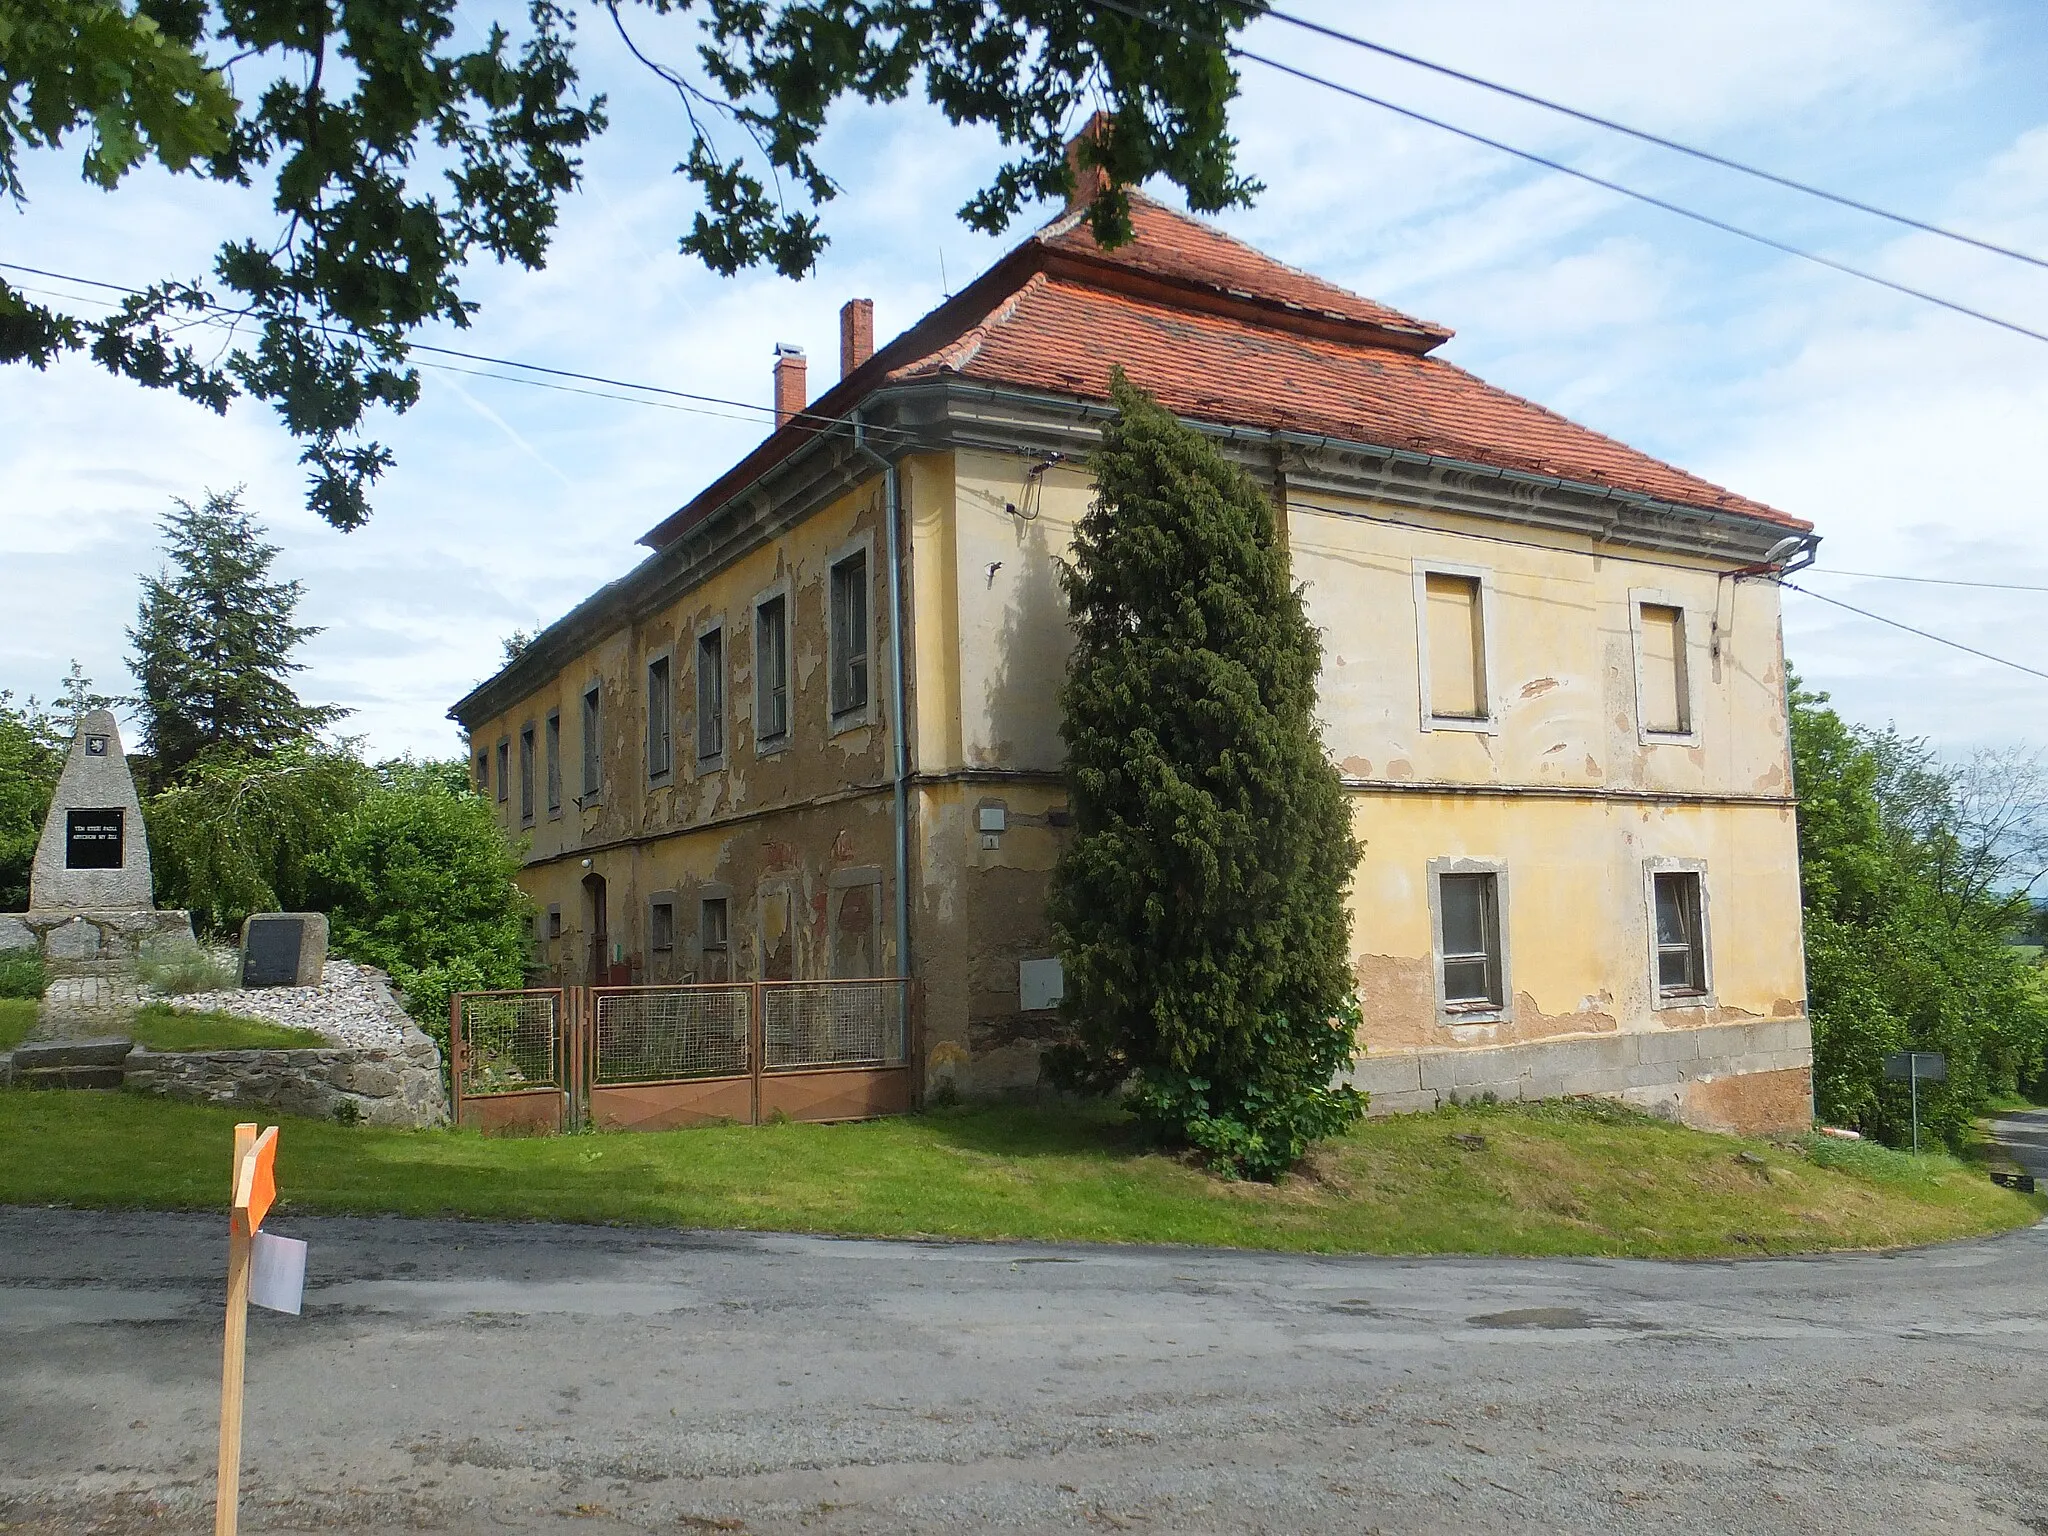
[0,999,35,1053]
[130,1005,328,1052]
[1,1091,2038,1257]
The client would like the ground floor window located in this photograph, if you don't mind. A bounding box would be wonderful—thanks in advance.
[700,897,730,983]
[1434,865,1505,1013]
[1652,869,1708,998]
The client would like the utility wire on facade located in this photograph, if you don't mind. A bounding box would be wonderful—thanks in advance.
[1808,568,2048,593]
[1091,0,2048,348]
[1779,580,2048,682]
[1261,5,2048,273]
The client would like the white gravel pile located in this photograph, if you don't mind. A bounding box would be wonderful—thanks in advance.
[160,958,418,1051]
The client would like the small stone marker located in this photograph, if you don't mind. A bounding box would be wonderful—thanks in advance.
[29,710,152,910]
[240,913,328,988]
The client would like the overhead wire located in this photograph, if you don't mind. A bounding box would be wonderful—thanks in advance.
[1262,5,2048,273]
[1090,0,2048,348]
[1807,568,2048,594]
[1779,580,2048,682]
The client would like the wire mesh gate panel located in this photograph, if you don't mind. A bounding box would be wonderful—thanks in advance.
[759,980,911,1124]
[450,981,911,1133]
[450,989,566,1133]
[588,984,756,1131]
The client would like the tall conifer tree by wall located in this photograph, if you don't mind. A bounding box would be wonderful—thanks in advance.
[128,489,346,779]
[1046,372,1364,1179]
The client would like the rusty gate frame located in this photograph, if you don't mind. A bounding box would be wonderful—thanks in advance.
[451,979,912,1133]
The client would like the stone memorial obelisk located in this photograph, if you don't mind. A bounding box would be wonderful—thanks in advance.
[2,711,194,1039]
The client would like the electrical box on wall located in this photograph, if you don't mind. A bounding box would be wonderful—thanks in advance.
[977,805,1007,834]
[1019,957,1064,1012]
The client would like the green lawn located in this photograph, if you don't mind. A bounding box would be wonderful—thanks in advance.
[0,999,35,1052]
[1,1090,2037,1258]
[130,1004,328,1052]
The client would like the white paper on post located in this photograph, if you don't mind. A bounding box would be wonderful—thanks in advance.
[248,1231,307,1315]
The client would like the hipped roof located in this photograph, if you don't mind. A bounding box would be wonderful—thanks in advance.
[640,191,1802,550]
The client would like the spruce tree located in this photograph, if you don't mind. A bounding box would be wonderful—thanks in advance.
[1046,372,1364,1179]
[128,489,346,779]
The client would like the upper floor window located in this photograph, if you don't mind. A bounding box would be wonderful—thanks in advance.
[581,684,601,801]
[647,654,673,779]
[495,738,509,805]
[829,549,870,720]
[1634,597,1693,738]
[544,712,561,815]
[697,626,726,763]
[1415,565,1492,730]
[518,725,536,824]
[756,594,790,748]
[475,750,489,795]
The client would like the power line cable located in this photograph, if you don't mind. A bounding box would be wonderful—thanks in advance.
[0,258,933,447]
[1089,0,2048,348]
[1808,567,2048,594]
[1263,5,2048,273]
[1780,579,2048,681]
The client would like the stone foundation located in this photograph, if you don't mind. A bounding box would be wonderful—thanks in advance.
[0,909,197,971]
[123,1029,449,1129]
[1346,1017,1814,1136]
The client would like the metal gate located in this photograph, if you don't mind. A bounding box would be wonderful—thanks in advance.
[452,980,910,1133]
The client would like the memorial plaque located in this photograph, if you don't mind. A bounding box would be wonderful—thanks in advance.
[241,912,329,988]
[64,809,124,870]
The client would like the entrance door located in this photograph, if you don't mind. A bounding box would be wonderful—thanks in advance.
[583,872,608,984]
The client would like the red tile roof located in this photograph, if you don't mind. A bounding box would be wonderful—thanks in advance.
[641,192,1802,548]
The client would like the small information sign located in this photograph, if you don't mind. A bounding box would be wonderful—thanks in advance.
[1883,1051,1947,1083]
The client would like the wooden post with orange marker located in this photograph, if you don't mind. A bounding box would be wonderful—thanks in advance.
[216,1122,280,1536]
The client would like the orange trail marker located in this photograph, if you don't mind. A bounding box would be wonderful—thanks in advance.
[216,1122,279,1536]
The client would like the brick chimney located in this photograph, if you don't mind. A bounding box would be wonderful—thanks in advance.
[839,299,874,380]
[773,343,807,429]
[1065,110,1113,211]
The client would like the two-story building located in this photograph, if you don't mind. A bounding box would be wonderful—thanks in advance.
[451,171,1818,1134]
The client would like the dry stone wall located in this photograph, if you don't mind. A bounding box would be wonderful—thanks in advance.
[124,1030,447,1128]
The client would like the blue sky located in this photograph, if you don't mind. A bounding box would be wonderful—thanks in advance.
[3,0,2045,760]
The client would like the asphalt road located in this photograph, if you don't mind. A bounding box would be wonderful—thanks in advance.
[2,1203,2045,1536]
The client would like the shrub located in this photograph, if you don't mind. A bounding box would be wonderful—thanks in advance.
[310,772,529,1035]
[0,947,47,1001]
[1044,373,1364,1180]
[137,940,240,996]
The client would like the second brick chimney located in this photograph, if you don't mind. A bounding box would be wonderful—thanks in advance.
[773,343,807,429]
[839,298,874,380]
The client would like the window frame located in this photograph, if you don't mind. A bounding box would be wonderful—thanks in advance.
[1643,858,1714,1008]
[1628,588,1700,745]
[1410,559,1500,734]
[827,534,876,731]
[495,737,510,806]
[753,581,792,755]
[544,710,561,817]
[648,892,677,954]
[695,620,727,769]
[1428,856,1511,1024]
[645,649,674,782]
[697,889,732,982]
[474,748,489,796]
[580,680,602,804]
[518,723,536,825]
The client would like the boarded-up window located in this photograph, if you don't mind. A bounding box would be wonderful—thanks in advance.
[544,712,561,813]
[696,628,725,761]
[699,897,729,982]
[831,880,879,977]
[1425,573,1486,720]
[646,655,672,778]
[1438,871,1502,1008]
[758,888,794,981]
[1639,603,1690,734]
